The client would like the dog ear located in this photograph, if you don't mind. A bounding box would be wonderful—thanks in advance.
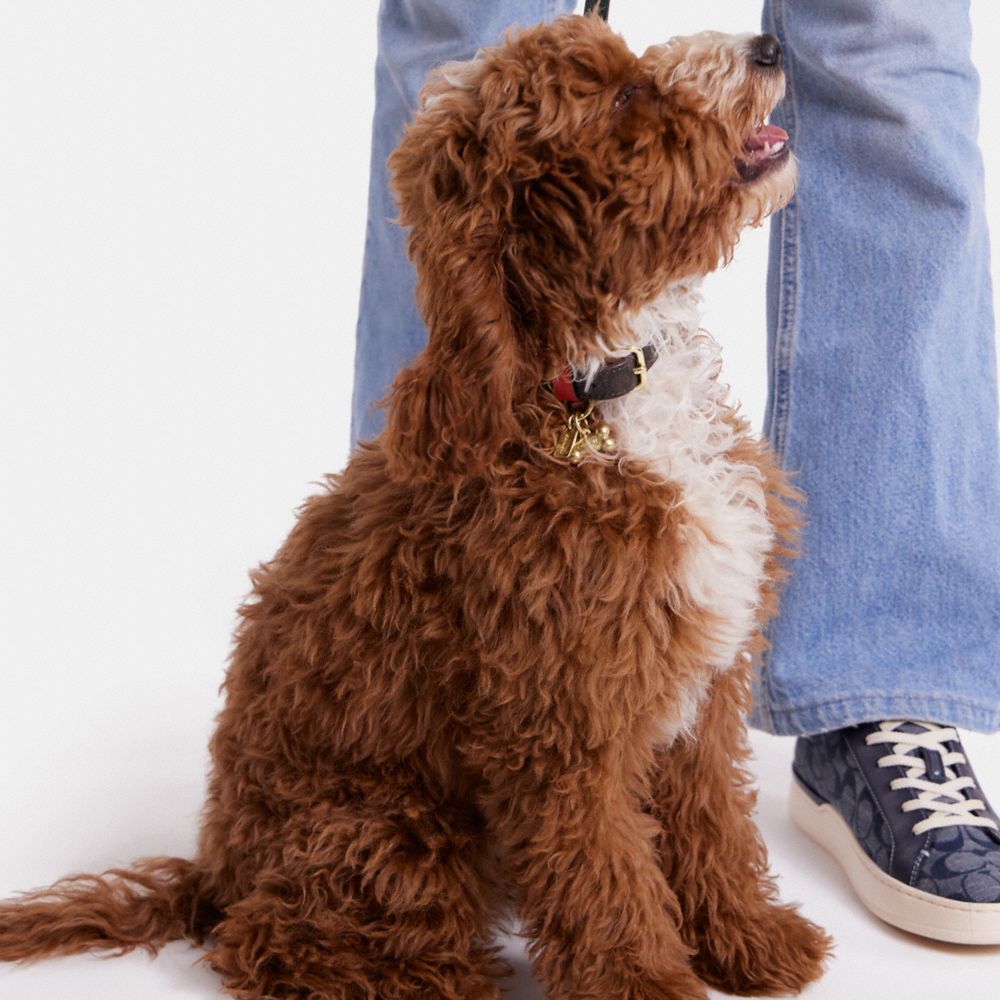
[379,264,524,484]
[379,60,529,483]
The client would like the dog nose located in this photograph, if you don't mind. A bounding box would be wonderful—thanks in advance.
[750,33,783,68]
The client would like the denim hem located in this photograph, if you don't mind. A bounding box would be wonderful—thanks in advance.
[748,691,1000,737]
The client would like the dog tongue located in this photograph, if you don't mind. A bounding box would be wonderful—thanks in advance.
[745,123,788,151]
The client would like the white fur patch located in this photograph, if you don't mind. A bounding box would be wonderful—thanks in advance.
[659,31,757,112]
[419,52,485,112]
[574,284,773,738]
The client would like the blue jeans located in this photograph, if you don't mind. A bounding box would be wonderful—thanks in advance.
[350,0,1000,736]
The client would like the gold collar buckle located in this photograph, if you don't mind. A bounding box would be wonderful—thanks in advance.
[627,345,648,390]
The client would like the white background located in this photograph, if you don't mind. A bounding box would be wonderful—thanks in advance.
[2,2,1000,997]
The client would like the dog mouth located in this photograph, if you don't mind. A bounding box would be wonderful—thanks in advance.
[735,122,790,183]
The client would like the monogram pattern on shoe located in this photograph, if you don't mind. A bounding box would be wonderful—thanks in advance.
[793,721,1000,904]
[793,725,895,870]
[912,824,1000,903]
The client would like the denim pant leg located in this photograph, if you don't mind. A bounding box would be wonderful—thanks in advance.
[751,0,1000,735]
[350,0,575,447]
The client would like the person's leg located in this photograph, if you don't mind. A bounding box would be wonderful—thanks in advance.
[753,0,1000,736]
[350,0,575,448]
[755,0,1000,943]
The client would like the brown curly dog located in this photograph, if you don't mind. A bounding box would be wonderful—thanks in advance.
[0,13,831,1000]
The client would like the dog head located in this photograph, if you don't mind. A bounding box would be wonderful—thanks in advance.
[382,14,794,481]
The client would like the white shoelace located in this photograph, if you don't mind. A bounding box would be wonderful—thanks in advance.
[864,720,1000,836]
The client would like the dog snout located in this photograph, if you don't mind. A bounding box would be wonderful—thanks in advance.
[750,33,783,69]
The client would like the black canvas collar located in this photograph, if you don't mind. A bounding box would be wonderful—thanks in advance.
[547,343,658,405]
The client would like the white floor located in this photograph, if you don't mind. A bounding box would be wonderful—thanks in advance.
[1,729,998,1000]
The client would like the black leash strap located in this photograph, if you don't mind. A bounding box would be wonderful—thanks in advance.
[583,0,611,21]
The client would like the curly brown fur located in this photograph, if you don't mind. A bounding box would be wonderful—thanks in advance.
[0,858,215,961]
[0,14,829,1000]
[650,434,832,995]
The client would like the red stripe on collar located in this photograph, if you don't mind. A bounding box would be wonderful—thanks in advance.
[550,367,579,404]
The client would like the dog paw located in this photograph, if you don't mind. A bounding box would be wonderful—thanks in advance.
[559,963,708,1000]
[621,969,710,1000]
[690,902,832,996]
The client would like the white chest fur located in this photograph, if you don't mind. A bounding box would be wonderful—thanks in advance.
[576,285,773,738]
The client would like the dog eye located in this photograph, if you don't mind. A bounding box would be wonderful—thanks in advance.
[613,83,639,111]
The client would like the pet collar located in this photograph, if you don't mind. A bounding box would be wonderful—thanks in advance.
[547,343,658,405]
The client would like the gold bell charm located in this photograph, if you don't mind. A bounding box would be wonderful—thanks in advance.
[554,403,617,465]
[592,423,616,452]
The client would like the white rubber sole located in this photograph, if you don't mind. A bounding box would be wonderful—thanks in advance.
[789,776,1000,945]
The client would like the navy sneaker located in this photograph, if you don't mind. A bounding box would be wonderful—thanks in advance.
[790,720,1000,943]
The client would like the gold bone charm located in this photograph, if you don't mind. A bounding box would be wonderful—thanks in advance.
[554,403,617,465]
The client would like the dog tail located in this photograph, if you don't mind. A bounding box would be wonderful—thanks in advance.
[0,856,220,963]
